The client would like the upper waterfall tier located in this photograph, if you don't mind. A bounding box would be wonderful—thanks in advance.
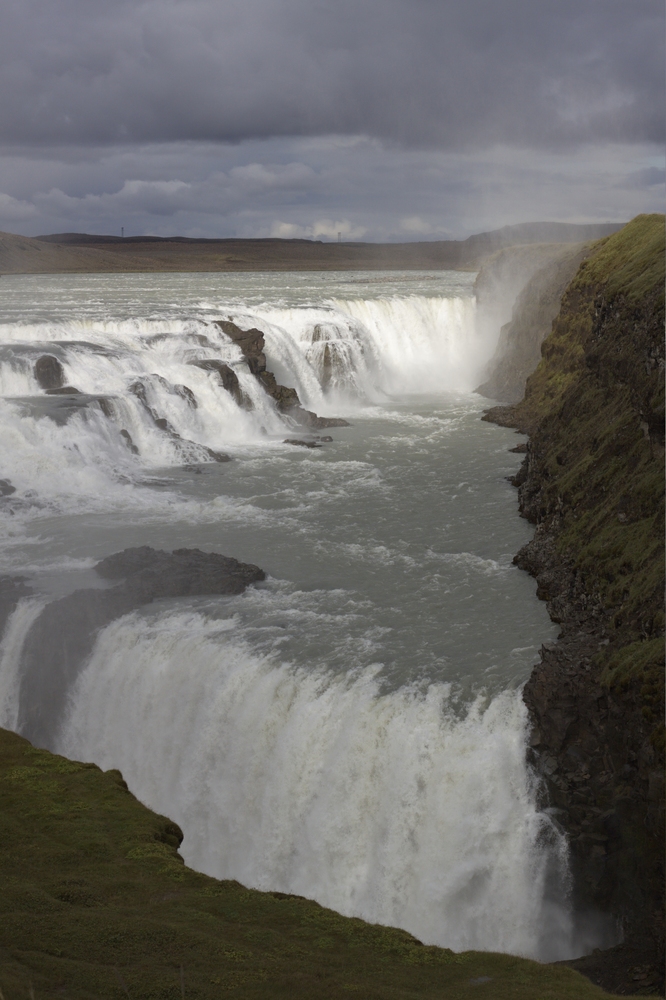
[0,275,490,520]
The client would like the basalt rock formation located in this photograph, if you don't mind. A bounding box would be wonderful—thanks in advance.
[33,354,82,395]
[484,214,665,995]
[16,547,265,749]
[127,377,231,461]
[214,319,349,429]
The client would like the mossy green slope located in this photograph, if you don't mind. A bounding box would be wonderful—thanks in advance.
[0,728,613,1000]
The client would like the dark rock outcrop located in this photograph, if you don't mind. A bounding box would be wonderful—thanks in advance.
[283,438,322,448]
[45,385,82,395]
[0,478,16,496]
[127,377,230,462]
[17,547,266,749]
[213,319,349,429]
[95,546,265,595]
[214,320,267,375]
[119,429,139,454]
[173,383,197,407]
[34,354,65,390]
[290,406,349,430]
[484,215,665,994]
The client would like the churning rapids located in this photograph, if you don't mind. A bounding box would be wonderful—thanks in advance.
[0,270,580,960]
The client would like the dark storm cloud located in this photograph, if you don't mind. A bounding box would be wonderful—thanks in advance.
[1,0,663,150]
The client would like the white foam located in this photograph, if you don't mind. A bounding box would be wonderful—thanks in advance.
[425,550,510,576]
[0,598,48,730]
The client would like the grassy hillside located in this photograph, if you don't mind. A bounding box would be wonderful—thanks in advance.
[0,727,615,1000]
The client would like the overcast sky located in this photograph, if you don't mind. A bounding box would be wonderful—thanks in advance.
[1,0,663,240]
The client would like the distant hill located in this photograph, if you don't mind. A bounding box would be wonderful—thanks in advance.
[0,221,625,274]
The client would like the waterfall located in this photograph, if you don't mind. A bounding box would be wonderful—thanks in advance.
[0,273,585,963]
[0,295,484,516]
[56,607,573,961]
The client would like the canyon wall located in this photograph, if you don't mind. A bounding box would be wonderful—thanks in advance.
[485,214,665,995]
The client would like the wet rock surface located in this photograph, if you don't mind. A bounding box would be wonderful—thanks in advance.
[214,320,267,376]
[16,547,265,749]
[288,406,349,430]
[215,319,349,429]
[283,438,322,448]
[127,377,231,462]
[34,354,65,390]
[95,546,265,596]
[516,529,665,995]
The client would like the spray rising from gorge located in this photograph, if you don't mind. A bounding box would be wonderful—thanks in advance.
[0,269,588,960]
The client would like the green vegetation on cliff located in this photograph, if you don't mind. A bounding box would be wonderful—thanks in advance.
[0,727,615,999]
[496,214,664,704]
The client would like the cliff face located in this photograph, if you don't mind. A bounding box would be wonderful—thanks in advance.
[484,214,665,994]
[476,242,594,403]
